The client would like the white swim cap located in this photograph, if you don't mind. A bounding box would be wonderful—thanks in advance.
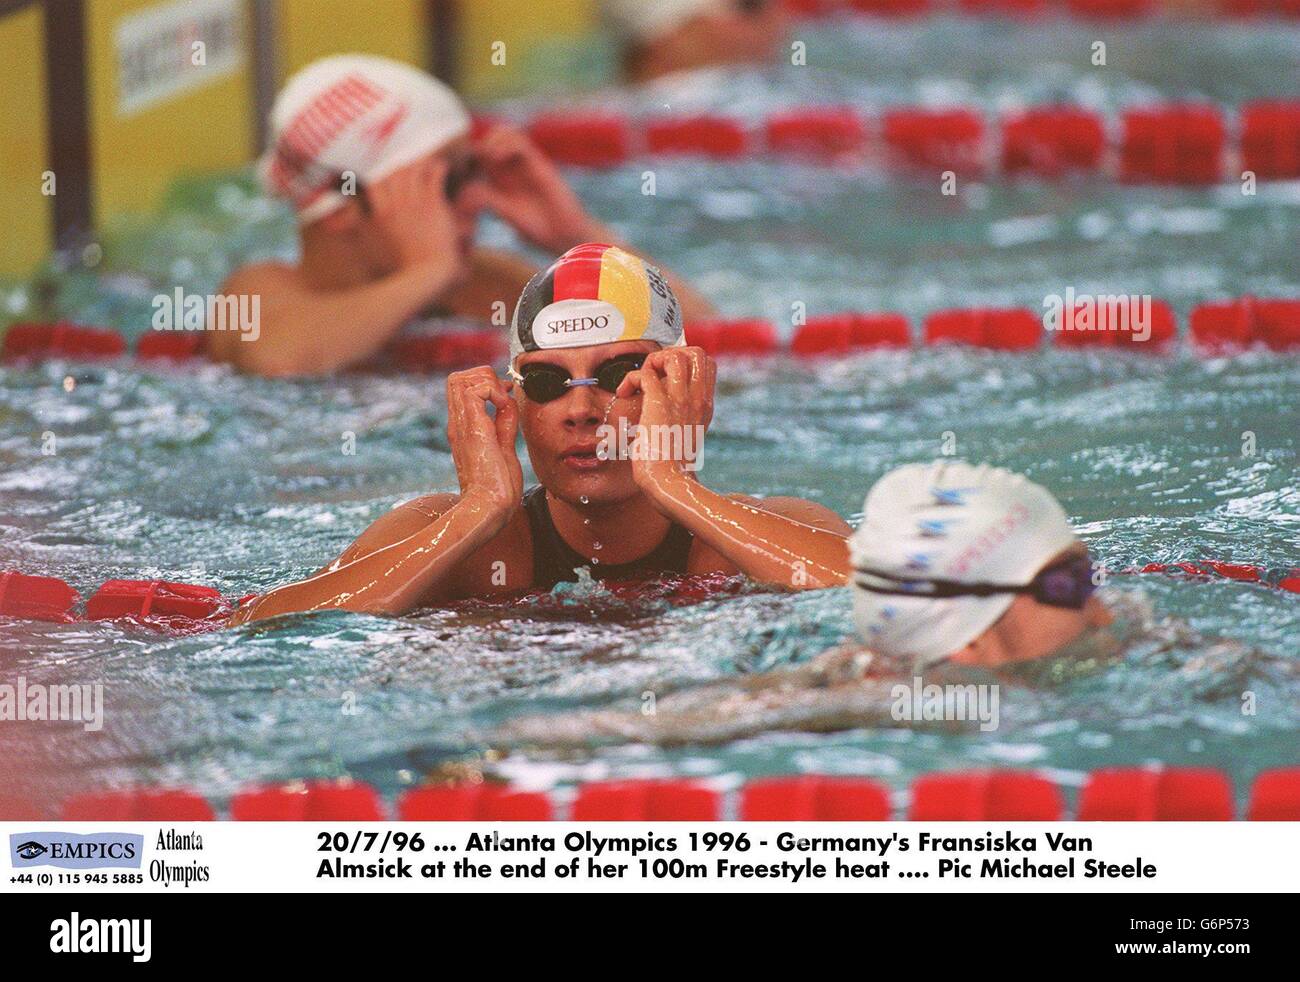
[260,54,470,224]
[849,461,1080,669]
[600,0,723,43]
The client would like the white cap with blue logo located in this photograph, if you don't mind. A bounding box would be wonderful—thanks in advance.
[849,461,1080,669]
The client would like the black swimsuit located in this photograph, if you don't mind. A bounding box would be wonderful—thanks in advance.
[522,485,695,590]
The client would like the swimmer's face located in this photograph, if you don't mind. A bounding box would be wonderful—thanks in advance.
[948,546,1112,668]
[514,340,659,508]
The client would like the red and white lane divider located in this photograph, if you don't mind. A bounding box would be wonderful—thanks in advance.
[784,0,1300,20]
[10,767,1297,822]
[512,100,1300,184]
[3,295,1297,369]
[0,573,232,630]
[1,560,1296,636]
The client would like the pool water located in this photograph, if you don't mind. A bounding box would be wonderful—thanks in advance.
[1,17,1297,812]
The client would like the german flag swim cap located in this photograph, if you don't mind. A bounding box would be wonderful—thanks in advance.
[510,244,685,359]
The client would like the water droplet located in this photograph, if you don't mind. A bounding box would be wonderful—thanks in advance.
[590,557,600,565]
[592,541,602,550]
[579,495,590,505]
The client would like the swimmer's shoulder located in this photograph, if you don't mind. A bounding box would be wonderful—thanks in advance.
[220,260,303,297]
[328,493,534,596]
[323,494,460,570]
[209,262,305,367]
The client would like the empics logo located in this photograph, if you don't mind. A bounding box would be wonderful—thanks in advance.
[15,840,49,861]
[50,912,151,963]
[10,832,143,870]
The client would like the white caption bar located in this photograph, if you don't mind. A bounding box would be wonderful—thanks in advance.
[3,822,1295,893]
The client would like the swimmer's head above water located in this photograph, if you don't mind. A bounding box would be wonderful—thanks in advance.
[506,243,691,508]
[258,54,483,262]
[601,0,789,82]
[850,461,1112,671]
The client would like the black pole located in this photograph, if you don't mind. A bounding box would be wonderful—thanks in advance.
[427,0,459,89]
[42,0,93,253]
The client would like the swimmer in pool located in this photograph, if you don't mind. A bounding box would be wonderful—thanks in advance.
[602,0,790,84]
[211,55,714,376]
[491,461,1128,747]
[230,244,851,623]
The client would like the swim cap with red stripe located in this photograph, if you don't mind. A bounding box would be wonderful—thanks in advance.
[260,55,470,223]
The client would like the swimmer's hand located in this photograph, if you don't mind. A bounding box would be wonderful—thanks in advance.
[615,346,716,494]
[366,156,467,280]
[446,366,523,522]
[472,125,608,253]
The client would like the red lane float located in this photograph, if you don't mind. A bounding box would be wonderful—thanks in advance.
[1120,105,1225,184]
[1077,767,1234,820]
[883,108,985,175]
[230,780,386,820]
[782,0,841,14]
[646,115,749,159]
[39,767,1300,822]
[1240,101,1300,179]
[765,107,869,160]
[390,330,507,371]
[1137,560,1300,593]
[1002,106,1106,177]
[686,318,779,356]
[86,580,230,626]
[740,776,891,820]
[527,113,632,168]
[908,772,1065,820]
[0,571,79,623]
[1,322,127,363]
[1066,0,1156,16]
[1246,769,1300,820]
[398,784,553,821]
[846,0,933,14]
[924,307,1042,350]
[0,795,52,820]
[959,0,1049,14]
[570,780,721,821]
[136,330,205,361]
[1051,298,1176,349]
[791,313,910,354]
[1190,297,1300,351]
[62,788,215,821]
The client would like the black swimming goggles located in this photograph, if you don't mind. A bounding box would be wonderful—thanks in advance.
[507,354,646,404]
[853,555,1097,610]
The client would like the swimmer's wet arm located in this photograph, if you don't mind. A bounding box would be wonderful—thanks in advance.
[650,476,851,589]
[228,493,506,623]
[218,256,461,376]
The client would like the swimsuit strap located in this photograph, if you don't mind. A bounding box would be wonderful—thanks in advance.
[522,485,695,591]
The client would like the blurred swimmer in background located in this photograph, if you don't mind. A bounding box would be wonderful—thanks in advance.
[602,0,790,84]
[213,55,714,376]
